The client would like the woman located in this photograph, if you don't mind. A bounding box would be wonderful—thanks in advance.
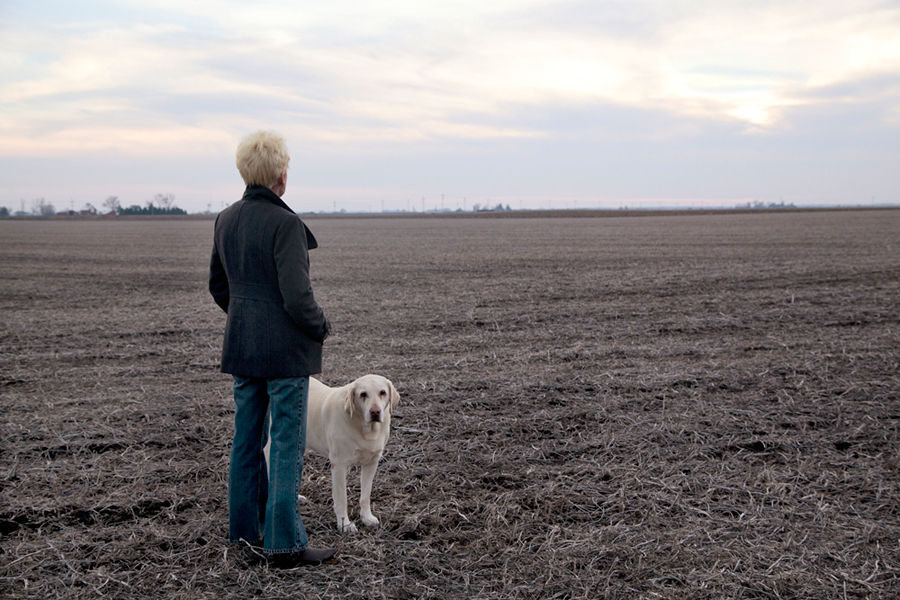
[209,130,336,569]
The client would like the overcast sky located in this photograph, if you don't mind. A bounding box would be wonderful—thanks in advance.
[1,0,898,214]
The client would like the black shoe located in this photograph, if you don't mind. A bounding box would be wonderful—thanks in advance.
[270,547,338,569]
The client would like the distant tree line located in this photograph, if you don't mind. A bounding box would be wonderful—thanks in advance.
[1,193,187,217]
[112,193,188,215]
[119,204,187,216]
[738,200,797,209]
[472,202,513,212]
[1,198,58,216]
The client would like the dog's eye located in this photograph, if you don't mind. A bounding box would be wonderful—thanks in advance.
[359,392,368,399]
[379,390,387,397]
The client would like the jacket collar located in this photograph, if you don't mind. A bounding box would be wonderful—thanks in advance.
[242,185,294,214]
[241,185,318,250]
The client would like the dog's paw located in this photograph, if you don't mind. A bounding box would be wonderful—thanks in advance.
[337,518,358,533]
[360,513,379,528]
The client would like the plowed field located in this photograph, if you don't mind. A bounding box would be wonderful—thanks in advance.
[1,208,898,599]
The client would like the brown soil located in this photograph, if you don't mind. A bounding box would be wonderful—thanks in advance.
[1,209,898,599]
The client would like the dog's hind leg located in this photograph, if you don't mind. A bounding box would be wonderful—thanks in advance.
[330,463,357,532]
[359,459,381,528]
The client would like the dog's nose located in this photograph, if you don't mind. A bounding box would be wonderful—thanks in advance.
[369,408,382,422]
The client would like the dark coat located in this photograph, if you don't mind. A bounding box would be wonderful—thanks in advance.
[209,185,330,378]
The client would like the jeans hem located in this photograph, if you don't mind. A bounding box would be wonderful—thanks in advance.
[264,544,309,556]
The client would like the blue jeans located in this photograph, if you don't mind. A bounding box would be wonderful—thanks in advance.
[228,375,309,555]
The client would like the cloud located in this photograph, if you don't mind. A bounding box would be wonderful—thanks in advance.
[3,0,899,155]
[0,0,898,211]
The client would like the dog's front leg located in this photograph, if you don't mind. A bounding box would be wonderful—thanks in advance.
[358,459,380,528]
[330,463,357,532]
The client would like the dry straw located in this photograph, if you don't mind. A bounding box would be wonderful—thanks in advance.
[1,210,898,599]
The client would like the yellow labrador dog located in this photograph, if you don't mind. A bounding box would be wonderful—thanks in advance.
[265,374,400,532]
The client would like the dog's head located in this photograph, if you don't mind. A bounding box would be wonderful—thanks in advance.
[344,374,400,424]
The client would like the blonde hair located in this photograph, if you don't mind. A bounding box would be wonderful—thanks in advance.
[235,130,290,189]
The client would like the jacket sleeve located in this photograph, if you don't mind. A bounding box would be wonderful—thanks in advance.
[274,216,330,342]
[209,236,230,313]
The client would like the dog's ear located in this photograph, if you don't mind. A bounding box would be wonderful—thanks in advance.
[388,379,400,411]
[343,384,356,417]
